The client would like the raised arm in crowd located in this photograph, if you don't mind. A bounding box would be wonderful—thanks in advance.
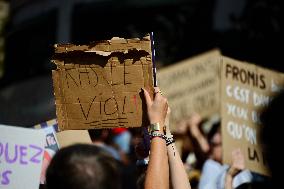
[143,87,191,189]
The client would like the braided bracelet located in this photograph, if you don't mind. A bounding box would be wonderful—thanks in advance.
[166,137,175,146]
[150,132,168,141]
[150,133,175,146]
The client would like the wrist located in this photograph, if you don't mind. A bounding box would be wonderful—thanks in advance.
[149,115,164,126]
[149,132,175,146]
[148,122,166,135]
[150,132,167,142]
[227,167,239,177]
[165,131,173,138]
[225,174,233,186]
[150,121,164,128]
[151,130,164,136]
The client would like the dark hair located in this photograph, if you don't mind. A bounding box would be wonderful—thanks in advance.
[207,121,221,144]
[260,92,284,188]
[136,171,146,189]
[88,129,113,144]
[235,182,271,189]
[46,144,122,189]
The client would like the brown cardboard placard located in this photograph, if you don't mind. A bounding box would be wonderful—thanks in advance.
[157,49,221,131]
[55,130,92,148]
[220,56,284,176]
[52,36,154,130]
[34,119,92,149]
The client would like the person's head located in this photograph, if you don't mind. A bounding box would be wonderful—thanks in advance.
[88,129,112,143]
[207,121,222,163]
[46,144,122,189]
[235,182,271,189]
[261,91,284,188]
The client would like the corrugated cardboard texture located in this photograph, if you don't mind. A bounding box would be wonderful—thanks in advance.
[157,49,221,131]
[56,130,92,148]
[52,36,154,130]
[221,57,284,176]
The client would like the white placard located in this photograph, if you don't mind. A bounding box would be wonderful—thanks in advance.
[0,124,45,189]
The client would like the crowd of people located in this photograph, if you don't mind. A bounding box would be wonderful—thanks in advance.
[40,86,279,189]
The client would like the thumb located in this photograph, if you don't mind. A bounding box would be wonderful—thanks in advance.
[142,88,152,108]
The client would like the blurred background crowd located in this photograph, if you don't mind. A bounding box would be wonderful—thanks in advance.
[0,1,282,189]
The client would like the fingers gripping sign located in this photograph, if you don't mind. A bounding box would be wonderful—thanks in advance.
[228,148,245,177]
[143,87,168,127]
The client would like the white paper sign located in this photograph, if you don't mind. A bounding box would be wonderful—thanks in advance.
[0,124,45,189]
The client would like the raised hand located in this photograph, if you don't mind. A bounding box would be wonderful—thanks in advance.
[143,87,168,127]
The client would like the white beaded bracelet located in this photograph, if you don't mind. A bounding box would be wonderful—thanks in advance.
[149,132,175,146]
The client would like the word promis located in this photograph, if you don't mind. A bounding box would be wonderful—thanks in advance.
[226,121,257,145]
[225,63,266,90]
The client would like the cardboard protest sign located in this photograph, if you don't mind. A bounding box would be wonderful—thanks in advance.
[34,119,59,184]
[52,36,154,130]
[56,130,92,148]
[35,119,92,148]
[0,124,45,189]
[157,50,221,130]
[220,57,284,176]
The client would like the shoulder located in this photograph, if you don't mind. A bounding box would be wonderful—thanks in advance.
[203,159,223,171]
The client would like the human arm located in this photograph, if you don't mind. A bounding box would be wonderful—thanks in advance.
[185,114,210,168]
[143,87,169,189]
[186,114,210,155]
[165,108,191,189]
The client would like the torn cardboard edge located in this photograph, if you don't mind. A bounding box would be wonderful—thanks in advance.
[53,35,151,55]
[51,35,155,130]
